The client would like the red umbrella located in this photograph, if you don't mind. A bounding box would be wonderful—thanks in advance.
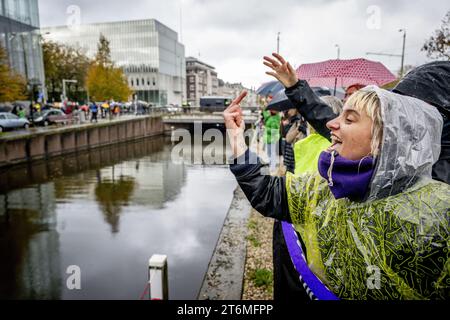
[296,58,397,91]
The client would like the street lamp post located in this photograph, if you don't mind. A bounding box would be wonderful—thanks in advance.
[333,44,341,96]
[335,44,341,60]
[399,29,406,78]
[62,79,78,103]
[277,32,281,54]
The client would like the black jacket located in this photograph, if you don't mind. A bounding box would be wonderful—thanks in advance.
[231,151,289,222]
[285,80,337,141]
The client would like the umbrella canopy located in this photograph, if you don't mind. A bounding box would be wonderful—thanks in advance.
[296,58,397,88]
[256,81,284,97]
[266,90,293,111]
[393,61,450,113]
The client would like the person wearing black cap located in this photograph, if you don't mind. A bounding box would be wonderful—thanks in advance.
[264,53,450,184]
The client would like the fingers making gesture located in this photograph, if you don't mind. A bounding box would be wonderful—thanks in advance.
[223,91,248,129]
[223,91,249,158]
[263,53,298,88]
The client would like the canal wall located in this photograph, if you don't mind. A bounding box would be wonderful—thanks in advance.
[198,128,264,300]
[198,187,252,300]
[0,116,166,168]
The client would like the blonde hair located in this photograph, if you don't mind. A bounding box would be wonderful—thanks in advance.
[345,90,383,157]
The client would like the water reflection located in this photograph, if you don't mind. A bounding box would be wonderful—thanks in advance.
[0,185,61,299]
[95,172,135,234]
[0,136,236,299]
[1,138,166,193]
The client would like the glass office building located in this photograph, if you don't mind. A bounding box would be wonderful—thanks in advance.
[0,0,46,96]
[43,19,186,106]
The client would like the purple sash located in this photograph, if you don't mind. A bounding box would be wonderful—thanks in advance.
[282,221,339,300]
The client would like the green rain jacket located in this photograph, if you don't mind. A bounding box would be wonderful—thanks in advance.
[263,110,281,144]
[231,87,449,300]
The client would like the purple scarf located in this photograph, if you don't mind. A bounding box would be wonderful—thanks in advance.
[318,151,376,201]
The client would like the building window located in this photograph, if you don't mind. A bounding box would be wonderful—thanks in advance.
[131,79,134,86]
[189,85,195,91]
[137,78,140,86]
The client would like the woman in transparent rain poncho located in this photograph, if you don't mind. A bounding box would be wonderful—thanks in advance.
[224,83,449,299]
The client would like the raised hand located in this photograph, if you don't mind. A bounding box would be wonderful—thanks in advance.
[263,53,298,88]
[223,91,248,158]
[223,91,247,129]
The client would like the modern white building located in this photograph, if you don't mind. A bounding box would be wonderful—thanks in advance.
[42,19,186,106]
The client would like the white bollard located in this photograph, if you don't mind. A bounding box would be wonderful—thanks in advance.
[148,254,168,300]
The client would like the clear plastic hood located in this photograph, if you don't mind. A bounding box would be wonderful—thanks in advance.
[366,86,443,201]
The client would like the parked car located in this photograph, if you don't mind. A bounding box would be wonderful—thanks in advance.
[152,105,170,114]
[0,112,30,133]
[33,109,71,127]
[165,104,182,114]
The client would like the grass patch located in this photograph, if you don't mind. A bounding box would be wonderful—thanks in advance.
[249,268,273,288]
[246,234,261,247]
[248,220,258,230]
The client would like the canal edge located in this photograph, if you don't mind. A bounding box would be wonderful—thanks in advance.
[197,186,252,300]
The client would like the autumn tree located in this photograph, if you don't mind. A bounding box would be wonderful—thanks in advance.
[86,34,132,102]
[0,44,27,102]
[422,10,450,60]
[43,40,91,102]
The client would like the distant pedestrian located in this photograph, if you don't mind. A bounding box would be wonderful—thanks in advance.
[73,106,81,124]
[262,109,282,173]
[90,102,98,123]
[17,107,26,119]
[79,107,86,123]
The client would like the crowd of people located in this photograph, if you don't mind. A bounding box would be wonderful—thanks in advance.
[85,101,125,123]
[9,99,142,127]
[224,53,450,300]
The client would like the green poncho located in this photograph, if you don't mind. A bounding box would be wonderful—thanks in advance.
[286,87,449,299]
[287,174,449,299]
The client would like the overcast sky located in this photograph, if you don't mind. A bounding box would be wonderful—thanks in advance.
[38,0,449,89]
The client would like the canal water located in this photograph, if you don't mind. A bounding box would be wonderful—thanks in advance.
[0,136,238,300]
